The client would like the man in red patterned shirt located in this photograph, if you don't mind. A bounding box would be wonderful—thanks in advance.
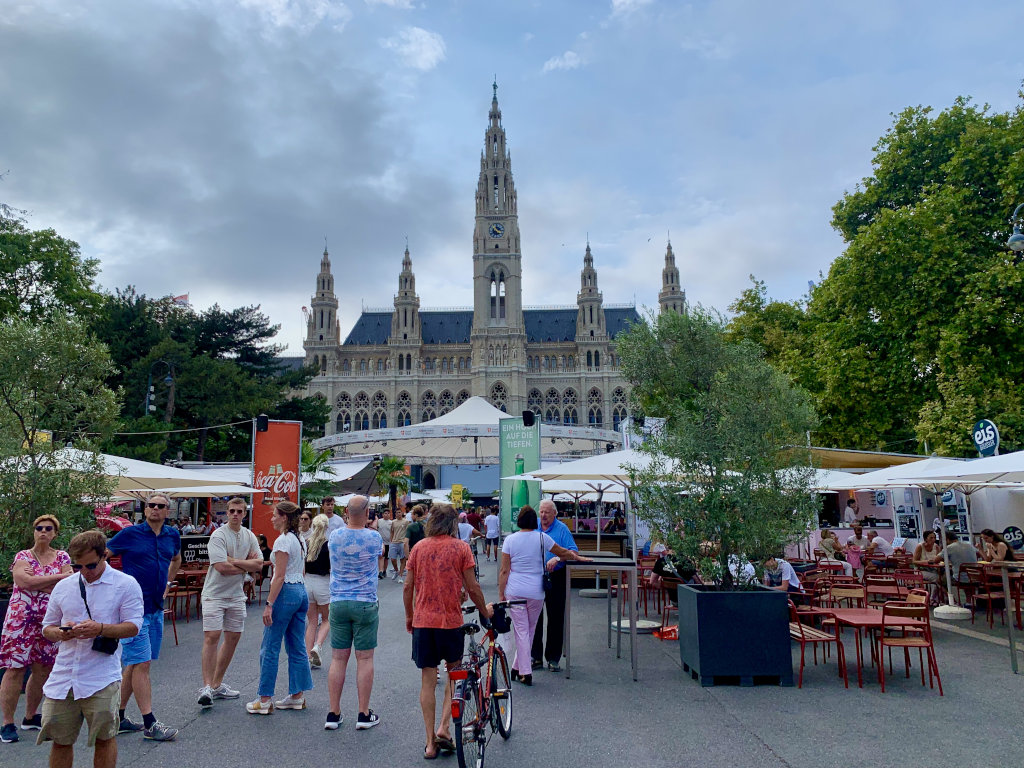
[403,505,491,760]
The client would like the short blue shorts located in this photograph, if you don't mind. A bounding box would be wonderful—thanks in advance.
[121,611,163,665]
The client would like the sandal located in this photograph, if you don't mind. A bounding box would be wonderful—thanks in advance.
[435,735,455,753]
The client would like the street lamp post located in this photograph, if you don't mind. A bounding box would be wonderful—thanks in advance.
[142,360,176,421]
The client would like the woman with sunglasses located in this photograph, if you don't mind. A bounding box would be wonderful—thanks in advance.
[247,501,313,714]
[0,515,72,744]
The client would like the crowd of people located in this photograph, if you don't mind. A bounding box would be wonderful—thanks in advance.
[0,492,594,765]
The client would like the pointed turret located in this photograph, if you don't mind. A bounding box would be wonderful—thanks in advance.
[576,240,608,369]
[304,245,340,372]
[658,239,685,314]
[390,244,422,372]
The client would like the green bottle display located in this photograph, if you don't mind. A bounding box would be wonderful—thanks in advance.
[511,454,528,525]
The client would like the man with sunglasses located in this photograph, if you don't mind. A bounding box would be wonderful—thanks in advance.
[38,530,143,768]
[197,498,262,708]
[105,493,181,742]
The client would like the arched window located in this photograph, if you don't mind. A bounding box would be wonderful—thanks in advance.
[587,351,593,368]
[594,351,600,368]
[563,407,578,425]
[421,390,437,422]
[588,408,603,426]
[342,359,351,373]
[527,389,542,417]
[397,391,412,426]
[439,390,455,415]
[499,276,506,319]
[398,355,404,371]
[489,382,508,412]
[456,389,471,407]
[371,391,388,429]
[406,354,412,371]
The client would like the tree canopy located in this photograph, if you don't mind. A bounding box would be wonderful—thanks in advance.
[618,307,819,587]
[729,94,1024,456]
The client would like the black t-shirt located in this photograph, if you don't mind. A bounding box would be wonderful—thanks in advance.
[407,521,425,551]
[305,541,331,576]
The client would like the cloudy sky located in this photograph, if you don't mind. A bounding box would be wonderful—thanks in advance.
[3,1,1024,354]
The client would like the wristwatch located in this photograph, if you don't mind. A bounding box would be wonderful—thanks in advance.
[265,601,273,607]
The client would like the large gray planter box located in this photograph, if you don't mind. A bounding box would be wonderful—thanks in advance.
[677,583,794,687]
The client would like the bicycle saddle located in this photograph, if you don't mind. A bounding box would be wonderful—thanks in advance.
[460,622,480,635]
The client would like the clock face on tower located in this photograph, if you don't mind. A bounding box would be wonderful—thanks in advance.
[488,222,505,238]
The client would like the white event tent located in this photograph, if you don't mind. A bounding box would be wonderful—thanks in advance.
[312,396,621,464]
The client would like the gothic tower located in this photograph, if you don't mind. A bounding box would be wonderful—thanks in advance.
[470,82,526,410]
[658,239,685,314]
[389,245,422,376]
[576,241,608,370]
[305,246,339,373]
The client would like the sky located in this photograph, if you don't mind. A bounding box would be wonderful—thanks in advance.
[3,1,1024,356]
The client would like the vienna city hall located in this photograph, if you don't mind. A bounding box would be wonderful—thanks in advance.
[302,86,686,440]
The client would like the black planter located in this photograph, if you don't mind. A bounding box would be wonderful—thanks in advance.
[677,583,794,687]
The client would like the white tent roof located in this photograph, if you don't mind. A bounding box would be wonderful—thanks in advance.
[178,458,370,486]
[827,457,969,490]
[527,449,656,489]
[909,450,1024,486]
[117,484,266,499]
[34,449,242,492]
[312,396,621,464]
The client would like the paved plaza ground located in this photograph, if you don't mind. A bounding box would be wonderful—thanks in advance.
[9,561,1024,768]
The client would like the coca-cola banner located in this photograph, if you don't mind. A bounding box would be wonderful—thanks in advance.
[252,419,302,544]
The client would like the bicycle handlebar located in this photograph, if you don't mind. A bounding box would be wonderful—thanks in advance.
[461,599,526,615]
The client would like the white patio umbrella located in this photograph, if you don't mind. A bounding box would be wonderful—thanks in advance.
[117,484,266,499]
[21,449,243,492]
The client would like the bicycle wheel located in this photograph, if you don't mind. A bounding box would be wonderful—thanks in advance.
[490,647,513,739]
[454,680,485,768]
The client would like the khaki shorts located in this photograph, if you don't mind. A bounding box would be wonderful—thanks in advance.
[38,681,119,747]
[202,597,247,633]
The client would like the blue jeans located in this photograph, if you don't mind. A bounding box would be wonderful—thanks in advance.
[258,583,313,697]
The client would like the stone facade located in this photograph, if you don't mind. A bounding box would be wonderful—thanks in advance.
[303,85,685,437]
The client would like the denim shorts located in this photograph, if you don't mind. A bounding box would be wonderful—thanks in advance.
[121,611,163,665]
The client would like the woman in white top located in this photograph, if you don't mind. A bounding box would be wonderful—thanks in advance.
[247,501,313,714]
[498,506,590,686]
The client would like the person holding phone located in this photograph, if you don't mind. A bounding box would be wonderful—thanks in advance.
[37,530,143,768]
[0,515,73,743]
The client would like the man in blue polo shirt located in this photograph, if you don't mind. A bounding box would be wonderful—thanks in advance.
[531,500,578,672]
[106,493,181,742]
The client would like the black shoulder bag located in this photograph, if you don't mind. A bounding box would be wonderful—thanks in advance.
[78,576,119,655]
[540,532,553,593]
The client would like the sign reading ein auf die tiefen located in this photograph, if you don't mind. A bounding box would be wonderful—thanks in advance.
[972,419,1000,457]
[499,417,540,533]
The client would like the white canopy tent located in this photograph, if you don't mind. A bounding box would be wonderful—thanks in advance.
[312,396,621,464]
[26,449,243,493]
[117,484,265,500]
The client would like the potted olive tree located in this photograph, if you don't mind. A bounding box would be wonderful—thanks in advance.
[618,306,818,687]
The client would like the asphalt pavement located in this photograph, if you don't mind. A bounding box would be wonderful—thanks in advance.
[8,559,1024,767]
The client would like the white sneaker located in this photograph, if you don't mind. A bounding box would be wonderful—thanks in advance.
[397,576,404,584]
[246,698,274,715]
[391,571,399,581]
[212,683,240,699]
[198,685,214,707]
[274,695,306,710]
[309,646,321,669]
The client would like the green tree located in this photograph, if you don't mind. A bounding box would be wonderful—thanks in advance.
[618,307,819,587]
[729,95,1024,455]
[0,214,102,322]
[300,440,336,504]
[374,456,411,514]
[0,315,119,574]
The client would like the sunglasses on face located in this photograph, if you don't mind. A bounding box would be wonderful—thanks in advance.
[147,503,168,509]
[72,560,102,571]
[35,525,55,532]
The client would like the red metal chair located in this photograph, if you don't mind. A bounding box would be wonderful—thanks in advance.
[788,601,847,689]
[877,602,942,695]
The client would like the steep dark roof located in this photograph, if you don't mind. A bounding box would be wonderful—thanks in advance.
[276,356,306,372]
[341,306,641,346]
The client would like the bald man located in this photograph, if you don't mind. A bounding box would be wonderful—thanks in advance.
[325,496,383,731]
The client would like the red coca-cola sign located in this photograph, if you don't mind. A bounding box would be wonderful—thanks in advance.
[252,420,302,544]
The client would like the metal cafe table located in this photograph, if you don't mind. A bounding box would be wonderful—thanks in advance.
[563,553,639,681]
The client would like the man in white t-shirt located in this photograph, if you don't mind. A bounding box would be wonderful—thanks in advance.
[197,498,263,707]
[866,531,894,567]
[375,511,393,580]
[763,557,802,593]
[321,497,344,533]
[483,508,501,562]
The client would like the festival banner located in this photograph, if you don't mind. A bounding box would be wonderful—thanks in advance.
[251,419,302,544]
[499,417,540,533]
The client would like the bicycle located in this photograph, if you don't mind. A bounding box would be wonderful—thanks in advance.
[448,600,524,768]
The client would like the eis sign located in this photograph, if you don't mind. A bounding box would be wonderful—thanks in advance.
[972,419,1000,458]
